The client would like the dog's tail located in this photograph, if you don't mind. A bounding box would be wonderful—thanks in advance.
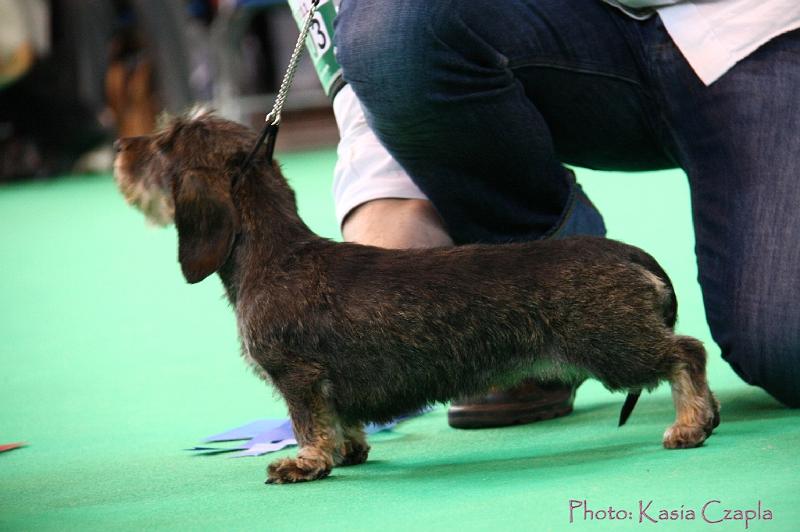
[618,391,641,427]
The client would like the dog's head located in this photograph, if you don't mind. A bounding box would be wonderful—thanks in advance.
[114,109,257,283]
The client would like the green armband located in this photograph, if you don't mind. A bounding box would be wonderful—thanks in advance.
[287,0,345,99]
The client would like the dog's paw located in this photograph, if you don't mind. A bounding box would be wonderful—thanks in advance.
[266,456,331,484]
[662,423,708,449]
[340,441,370,467]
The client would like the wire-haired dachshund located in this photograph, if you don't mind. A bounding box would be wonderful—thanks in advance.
[114,110,719,484]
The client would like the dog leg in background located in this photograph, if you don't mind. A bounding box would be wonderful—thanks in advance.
[266,387,343,484]
[339,423,370,466]
[663,336,721,449]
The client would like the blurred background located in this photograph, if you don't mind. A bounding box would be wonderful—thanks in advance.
[3,2,799,528]
[0,0,338,183]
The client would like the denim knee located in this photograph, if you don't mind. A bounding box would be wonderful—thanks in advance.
[336,1,432,108]
[336,0,478,123]
[720,305,800,408]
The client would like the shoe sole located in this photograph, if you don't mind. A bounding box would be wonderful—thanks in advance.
[447,403,574,429]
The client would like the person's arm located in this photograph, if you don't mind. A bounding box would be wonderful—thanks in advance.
[331,84,452,248]
[286,0,450,248]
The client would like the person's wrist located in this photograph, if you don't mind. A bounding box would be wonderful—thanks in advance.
[342,198,453,249]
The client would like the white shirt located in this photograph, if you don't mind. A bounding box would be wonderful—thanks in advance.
[332,0,800,226]
[607,0,800,84]
[332,84,427,225]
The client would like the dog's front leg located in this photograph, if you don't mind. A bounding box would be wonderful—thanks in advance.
[266,390,341,484]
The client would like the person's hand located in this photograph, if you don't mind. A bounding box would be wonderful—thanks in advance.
[342,198,453,249]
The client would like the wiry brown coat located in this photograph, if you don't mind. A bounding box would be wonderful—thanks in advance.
[114,112,719,484]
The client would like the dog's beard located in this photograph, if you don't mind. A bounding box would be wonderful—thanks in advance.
[138,187,174,227]
[115,168,174,227]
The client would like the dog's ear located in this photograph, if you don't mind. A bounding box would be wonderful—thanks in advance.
[173,169,238,284]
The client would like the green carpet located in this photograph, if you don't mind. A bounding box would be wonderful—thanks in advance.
[1,151,798,531]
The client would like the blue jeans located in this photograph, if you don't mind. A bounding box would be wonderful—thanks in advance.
[335,0,800,407]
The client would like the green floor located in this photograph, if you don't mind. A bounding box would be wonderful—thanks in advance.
[1,151,798,531]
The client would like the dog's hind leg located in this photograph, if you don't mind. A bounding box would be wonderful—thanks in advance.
[339,423,370,466]
[266,386,342,484]
[663,336,720,449]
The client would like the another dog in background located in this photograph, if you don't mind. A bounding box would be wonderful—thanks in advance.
[114,111,719,484]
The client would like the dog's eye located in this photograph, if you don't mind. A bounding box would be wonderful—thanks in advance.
[155,132,183,156]
[154,138,173,155]
[154,122,188,155]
